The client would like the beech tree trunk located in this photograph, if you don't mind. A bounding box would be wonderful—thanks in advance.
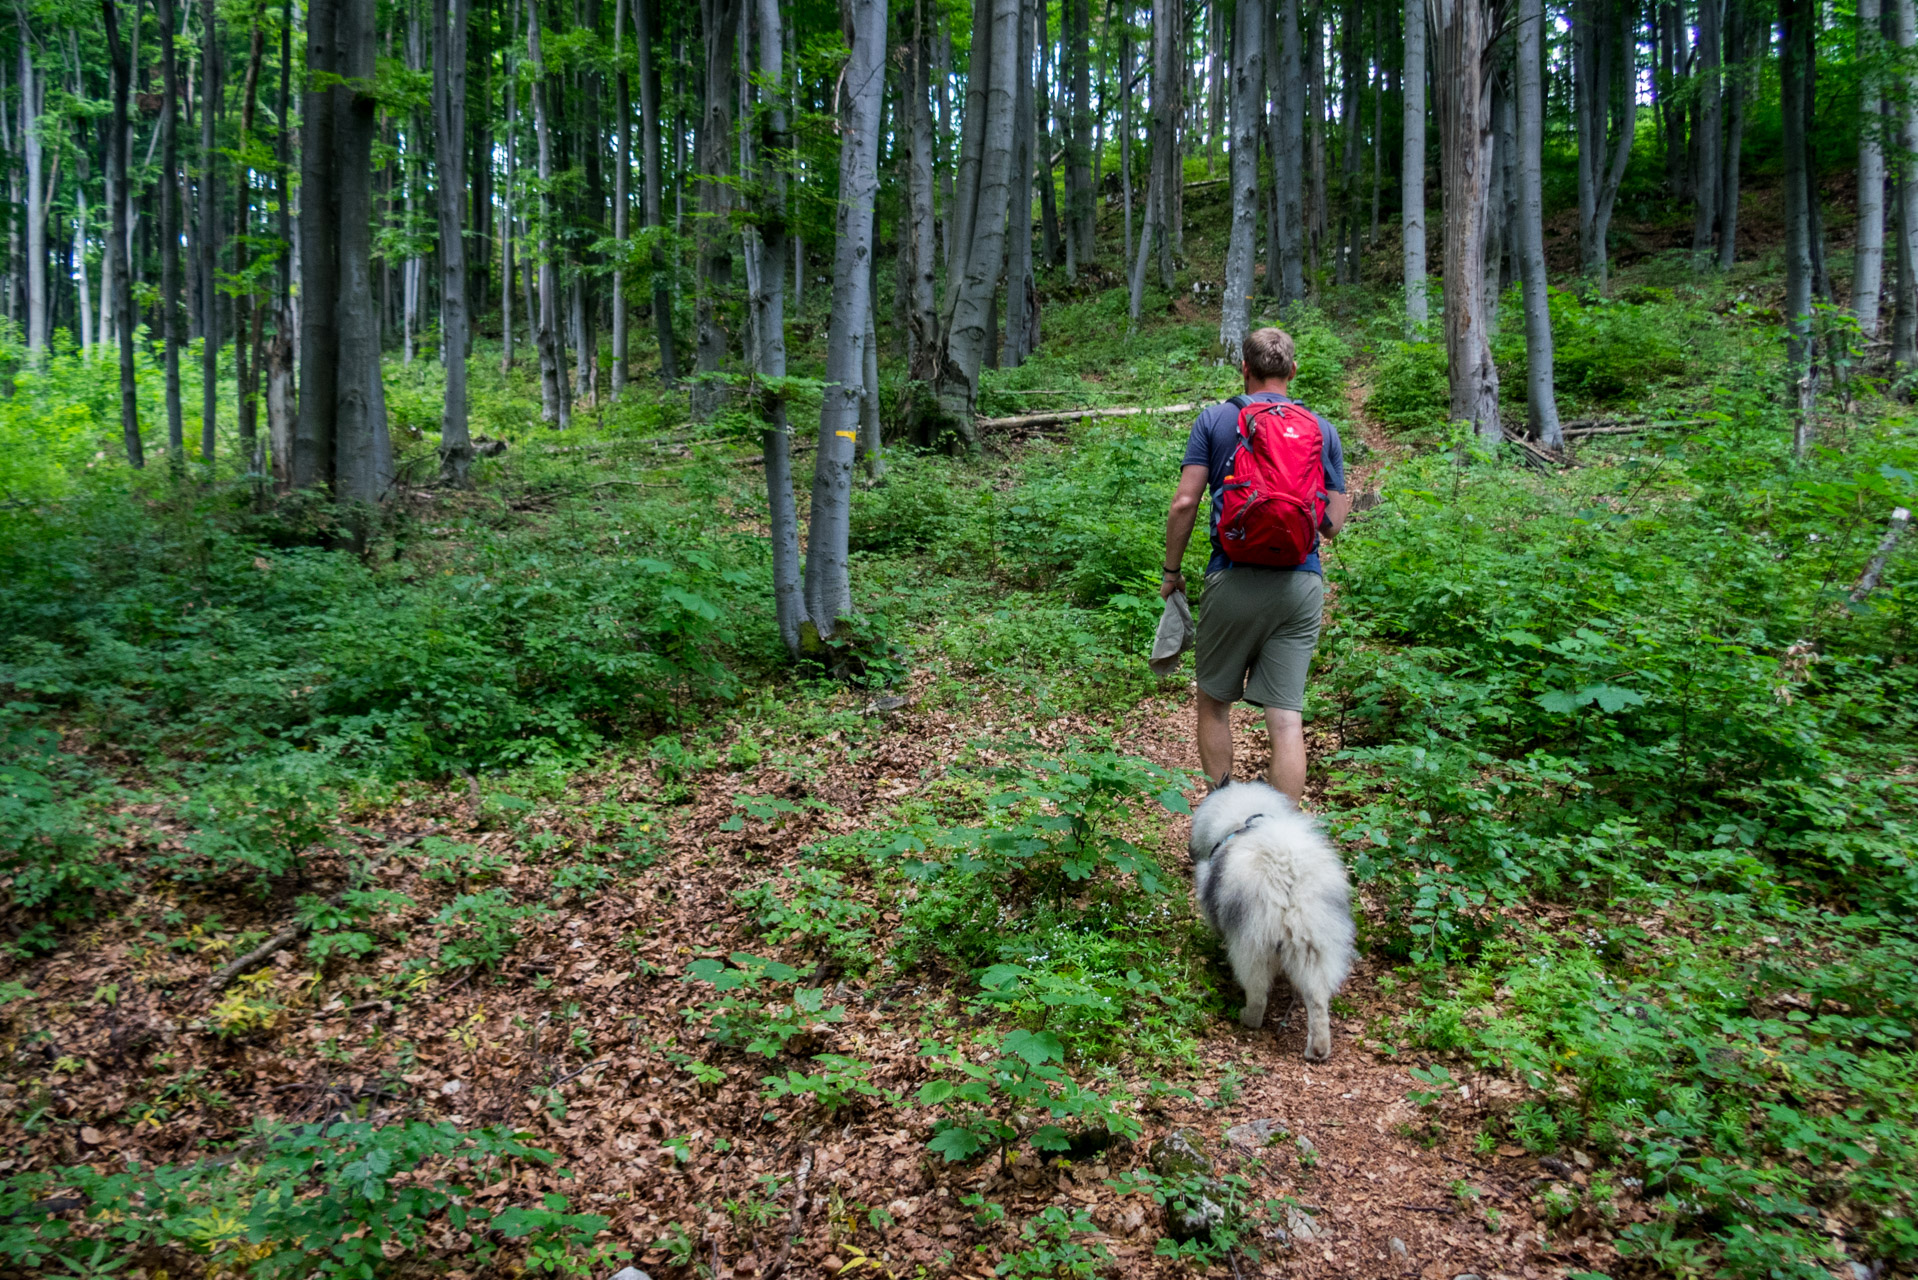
[104,0,142,467]
[296,0,393,509]
[1853,0,1886,334]
[1718,0,1749,269]
[635,0,678,380]
[1006,0,1037,366]
[1575,0,1635,287]
[692,0,738,421]
[527,0,570,427]
[931,0,1018,438]
[1065,0,1094,263]
[1219,0,1265,362]
[1781,0,1816,452]
[200,0,220,462]
[159,0,185,464]
[611,0,631,398]
[433,0,474,484]
[19,22,45,358]
[1128,0,1177,322]
[1431,0,1501,442]
[1034,15,1062,272]
[904,0,940,379]
[1894,0,1918,369]
[1276,0,1305,304]
[1515,0,1560,445]
[1692,0,1724,269]
[803,0,887,634]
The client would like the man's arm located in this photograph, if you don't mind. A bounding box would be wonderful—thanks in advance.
[1321,489,1352,538]
[1162,464,1210,598]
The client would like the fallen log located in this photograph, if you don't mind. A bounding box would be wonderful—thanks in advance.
[975,402,1204,432]
[207,825,444,991]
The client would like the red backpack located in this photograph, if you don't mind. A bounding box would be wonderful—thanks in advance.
[1216,396,1326,568]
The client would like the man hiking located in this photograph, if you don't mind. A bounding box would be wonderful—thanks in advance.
[1160,327,1350,803]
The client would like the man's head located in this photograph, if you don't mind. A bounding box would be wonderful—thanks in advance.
[1240,327,1298,393]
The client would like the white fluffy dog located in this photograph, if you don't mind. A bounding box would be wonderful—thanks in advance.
[1189,781,1356,1061]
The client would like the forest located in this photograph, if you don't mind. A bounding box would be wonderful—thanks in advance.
[0,0,1915,1275]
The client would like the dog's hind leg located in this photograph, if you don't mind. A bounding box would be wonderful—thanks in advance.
[1229,937,1277,1029]
[1284,945,1337,1062]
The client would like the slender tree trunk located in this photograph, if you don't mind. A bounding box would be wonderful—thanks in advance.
[692,0,738,421]
[635,0,677,380]
[1719,0,1748,269]
[19,23,45,359]
[200,0,220,463]
[804,0,886,634]
[1516,0,1560,445]
[433,0,474,483]
[1034,12,1062,272]
[501,66,516,372]
[1007,0,1037,365]
[937,17,954,271]
[527,0,569,426]
[1854,0,1887,333]
[1219,0,1264,362]
[1120,15,1134,265]
[1431,0,1501,441]
[1481,70,1509,335]
[104,0,142,467]
[234,23,265,475]
[905,0,940,379]
[1066,0,1094,263]
[1781,0,1816,452]
[159,0,186,464]
[1893,0,1918,369]
[610,0,630,397]
[1277,0,1305,303]
[931,0,1018,437]
[1580,0,1635,288]
[1693,0,1724,269]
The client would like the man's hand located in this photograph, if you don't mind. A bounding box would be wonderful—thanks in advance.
[1160,569,1186,599]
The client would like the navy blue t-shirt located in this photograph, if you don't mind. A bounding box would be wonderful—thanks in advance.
[1181,392,1346,575]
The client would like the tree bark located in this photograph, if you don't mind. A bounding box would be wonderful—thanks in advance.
[18,21,45,359]
[1894,0,1918,369]
[904,0,940,380]
[692,0,739,421]
[932,0,1018,436]
[1274,0,1303,304]
[1430,0,1502,441]
[635,0,678,380]
[527,0,570,427]
[1006,0,1037,366]
[1034,11,1062,272]
[104,0,142,467]
[1576,0,1635,288]
[1219,0,1265,362]
[611,0,631,398]
[1515,0,1560,445]
[1128,0,1177,322]
[1066,0,1094,263]
[433,0,474,484]
[159,0,186,465]
[1692,0,1724,269]
[1718,0,1749,269]
[1853,0,1886,334]
[1780,0,1816,453]
[200,0,220,462]
[804,0,887,633]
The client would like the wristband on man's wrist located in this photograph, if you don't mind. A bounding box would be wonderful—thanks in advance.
[1162,566,1182,576]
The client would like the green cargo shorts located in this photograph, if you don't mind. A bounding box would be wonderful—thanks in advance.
[1193,567,1325,711]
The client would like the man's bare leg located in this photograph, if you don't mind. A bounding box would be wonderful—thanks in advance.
[1196,689,1235,788]
[1265,707,1306,804]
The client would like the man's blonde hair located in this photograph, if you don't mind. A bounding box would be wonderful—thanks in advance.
[1243,327,1298,382]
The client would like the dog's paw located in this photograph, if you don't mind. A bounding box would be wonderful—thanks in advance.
[1301,1039,1332,1062]
[1240,1008,1266,1030]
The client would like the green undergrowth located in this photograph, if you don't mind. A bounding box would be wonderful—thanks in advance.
[4,274,1917,1278]
[1320,380,1917,1275]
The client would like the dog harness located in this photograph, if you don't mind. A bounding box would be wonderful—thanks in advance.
[1205,812,1269,862]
